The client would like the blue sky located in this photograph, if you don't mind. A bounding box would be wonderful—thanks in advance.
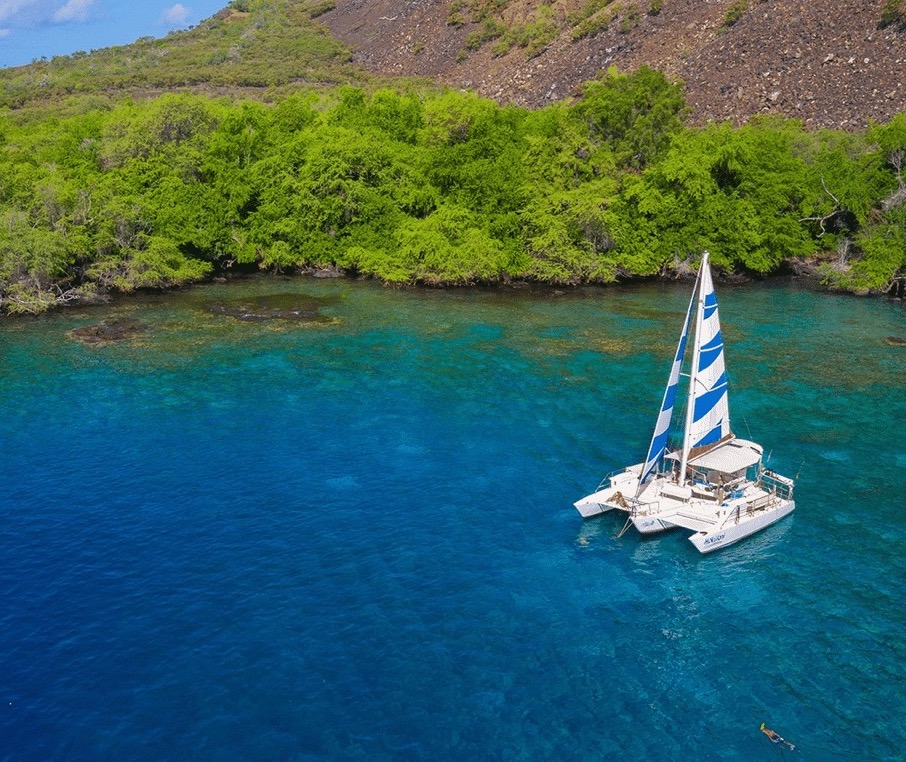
[0,1,230,68]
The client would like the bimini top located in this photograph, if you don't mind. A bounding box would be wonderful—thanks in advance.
[666,438,763,475]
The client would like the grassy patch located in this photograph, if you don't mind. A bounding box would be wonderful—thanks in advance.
[879,0,906,28]
[0,0,360,112]
[569,0,619,41]
[722,0,748,28]
[619,4,641,33]
[491,6,559,58]
[467,18,507,49]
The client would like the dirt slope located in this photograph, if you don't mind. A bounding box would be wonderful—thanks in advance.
[321,0,906,128]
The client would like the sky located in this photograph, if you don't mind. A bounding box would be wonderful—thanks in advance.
[0,0,230,68]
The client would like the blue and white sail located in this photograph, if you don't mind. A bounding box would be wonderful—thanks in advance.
[686,255,731,451]
[638,271,699,486]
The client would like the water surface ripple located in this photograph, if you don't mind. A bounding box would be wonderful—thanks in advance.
[1,277,904,760]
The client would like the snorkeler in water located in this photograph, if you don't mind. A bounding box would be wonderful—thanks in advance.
[760,722,796,751]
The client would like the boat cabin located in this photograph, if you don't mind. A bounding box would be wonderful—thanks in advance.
[665,437,763,487]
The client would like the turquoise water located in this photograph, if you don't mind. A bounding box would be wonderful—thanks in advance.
[1,277,904,760]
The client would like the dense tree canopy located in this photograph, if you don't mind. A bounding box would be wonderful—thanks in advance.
[1,68,904,313]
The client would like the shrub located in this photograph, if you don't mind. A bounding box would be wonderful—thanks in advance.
[567,0,617,25]
[308,1,336,18]
[447,0,468,26]
[722,0,747,28]
[492,6,558,58]
[879,0,906,28]
[465,18,506,51]
[620,5,641,33]
[571,9,615,41]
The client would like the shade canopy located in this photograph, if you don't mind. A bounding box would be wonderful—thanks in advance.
[667,438,762,475]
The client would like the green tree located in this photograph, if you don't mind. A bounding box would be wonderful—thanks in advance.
[0,211,72,313]
[571,65,687,168]
[627,120,815,273]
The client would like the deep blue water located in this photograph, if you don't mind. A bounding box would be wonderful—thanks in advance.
[1,277,904,760]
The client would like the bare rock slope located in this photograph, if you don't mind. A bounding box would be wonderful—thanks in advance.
[322,0,906,128]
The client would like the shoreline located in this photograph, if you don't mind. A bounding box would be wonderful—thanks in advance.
[8,265,903,321]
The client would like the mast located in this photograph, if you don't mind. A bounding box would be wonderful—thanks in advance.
[678,251,708,486]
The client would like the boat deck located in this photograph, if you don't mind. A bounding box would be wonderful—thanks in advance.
[655,511,717,532]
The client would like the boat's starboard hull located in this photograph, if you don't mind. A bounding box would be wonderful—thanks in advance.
[689,499,795,554]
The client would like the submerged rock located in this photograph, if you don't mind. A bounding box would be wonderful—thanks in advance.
[69,317,148,346]
[787,256,822,277]
[304,265,346,279]
[206,293,338,323]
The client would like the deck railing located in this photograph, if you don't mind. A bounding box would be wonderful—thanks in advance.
[761,470,795,500]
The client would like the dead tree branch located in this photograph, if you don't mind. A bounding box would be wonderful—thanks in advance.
[881,149,906,211]
[799,176,844,236]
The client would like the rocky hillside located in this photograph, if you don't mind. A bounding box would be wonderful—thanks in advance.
[321,0,906,129]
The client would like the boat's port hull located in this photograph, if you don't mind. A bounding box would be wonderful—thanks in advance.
[573,489,616,518]
[690,499,795,554]
[574,470,642,518]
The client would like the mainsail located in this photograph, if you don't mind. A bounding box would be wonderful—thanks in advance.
[640,252,732,490]
[687,257,731,450]
[638,269,699,487]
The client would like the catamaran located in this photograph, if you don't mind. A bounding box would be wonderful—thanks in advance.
[574,251,795,554]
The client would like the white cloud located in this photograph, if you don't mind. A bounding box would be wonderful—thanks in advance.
[0,0,42,24]
[51,0,95,23]
[0,27,10,37]
[159,3,189,27]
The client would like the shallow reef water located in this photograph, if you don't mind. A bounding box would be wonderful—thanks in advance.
[1,275,904,760]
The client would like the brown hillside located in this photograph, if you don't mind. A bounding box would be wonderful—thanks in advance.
[321,0,906,129]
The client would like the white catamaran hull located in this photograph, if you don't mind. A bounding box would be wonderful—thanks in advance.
[573,469,642,518]
[573,489,617,518]
[690,499,795,554]
[574,252,797,555]
[573,488,677,531]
